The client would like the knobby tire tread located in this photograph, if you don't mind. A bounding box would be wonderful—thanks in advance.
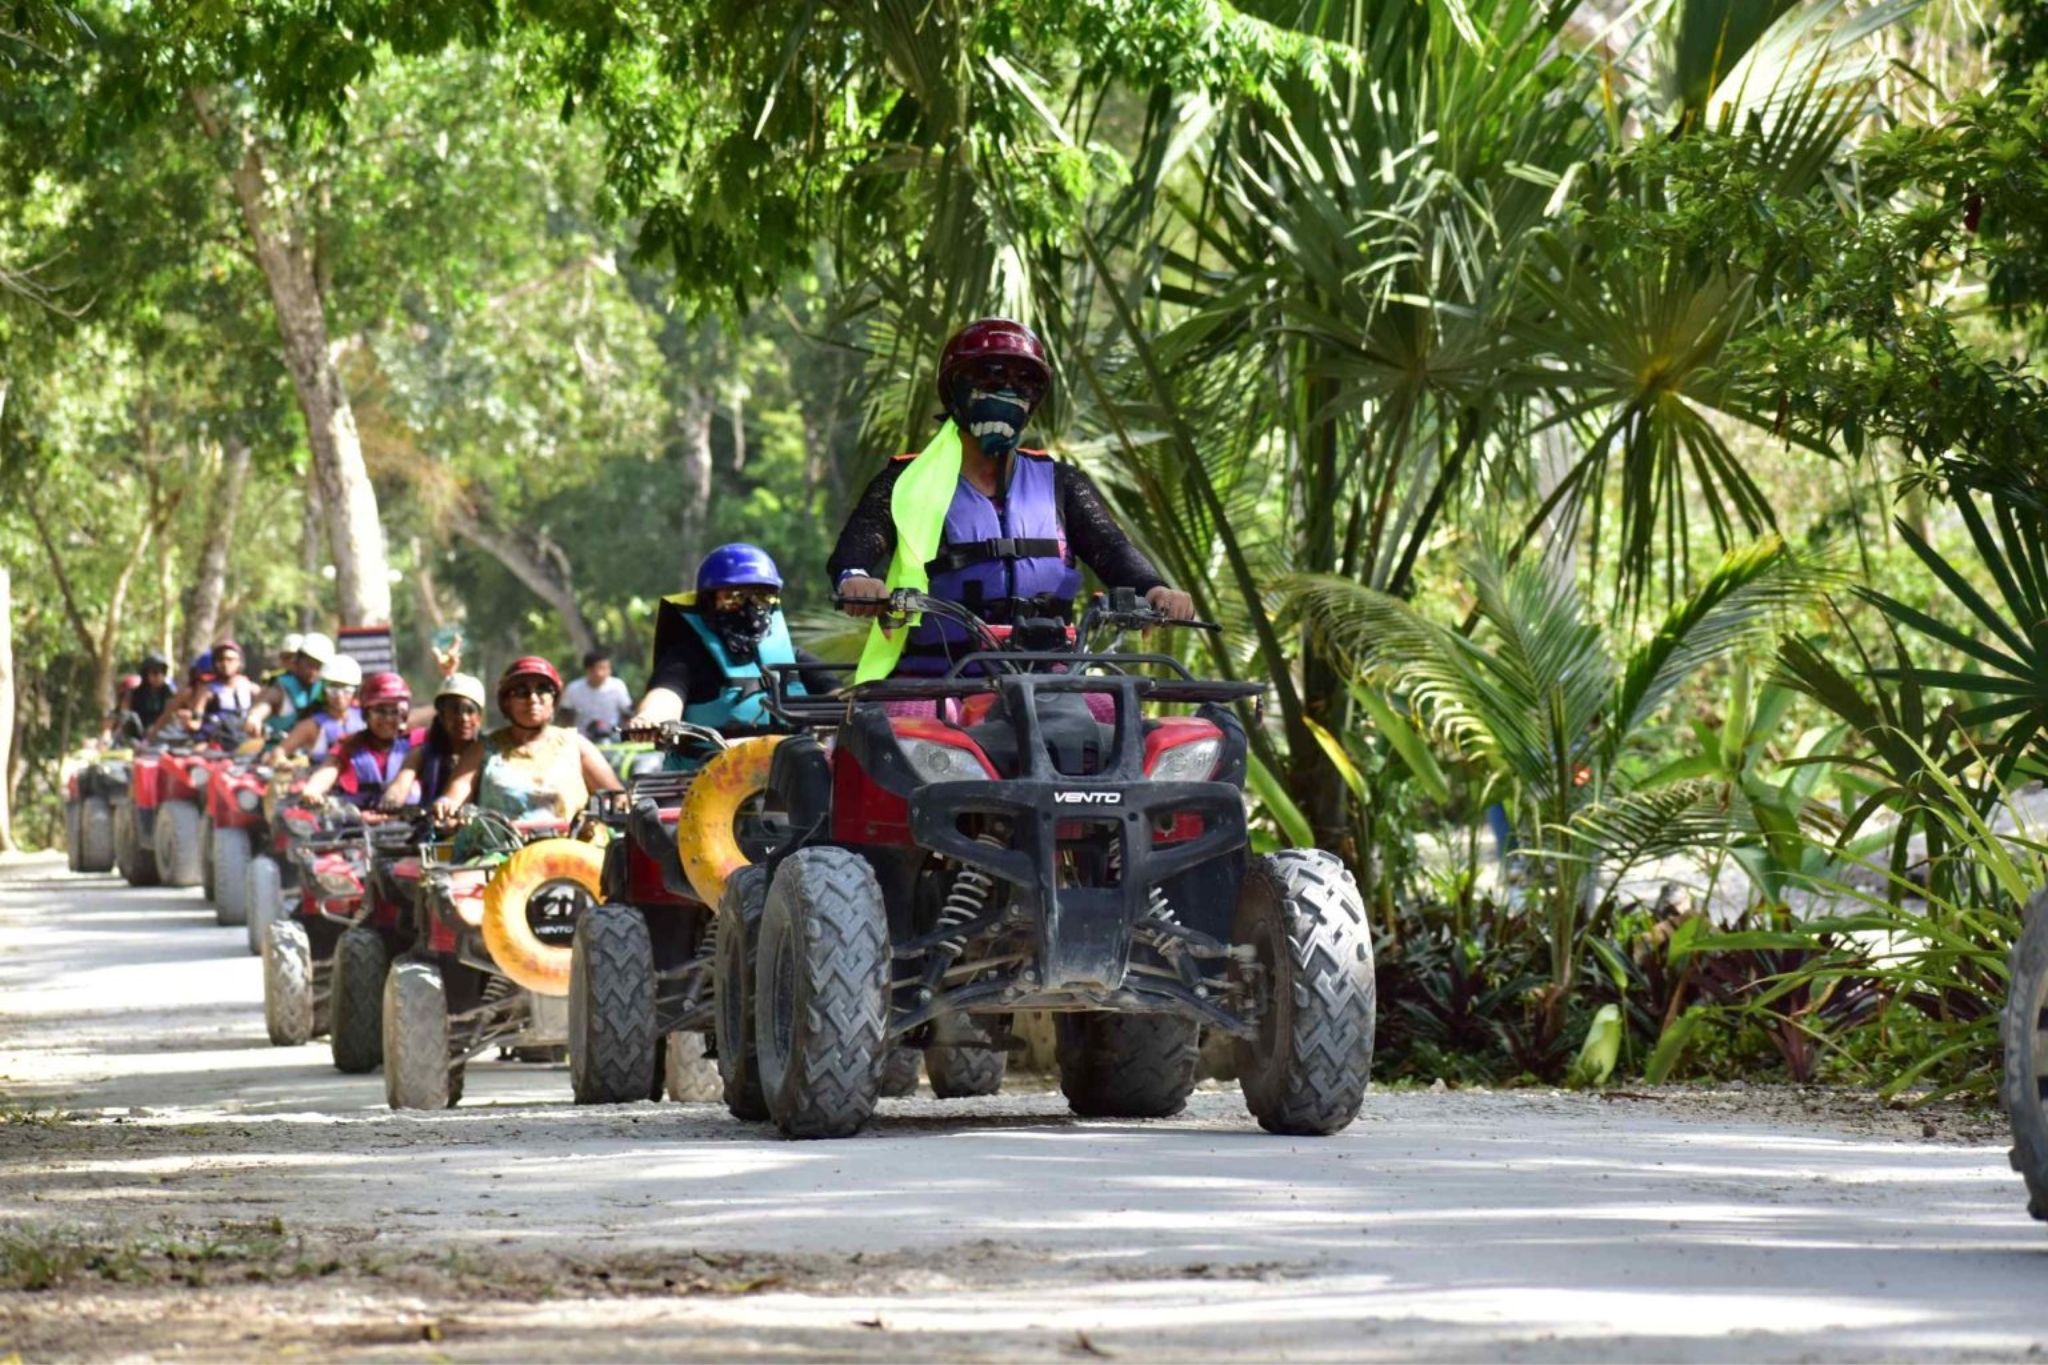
[569,905,659,1105]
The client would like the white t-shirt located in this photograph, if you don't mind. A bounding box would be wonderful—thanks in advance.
[560,675,634,731]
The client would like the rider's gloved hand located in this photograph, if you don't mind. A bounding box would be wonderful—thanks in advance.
[837,574,890,618]
[1146,586,1196,621]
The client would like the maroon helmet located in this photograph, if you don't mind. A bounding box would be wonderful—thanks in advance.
[937,318,1050,405]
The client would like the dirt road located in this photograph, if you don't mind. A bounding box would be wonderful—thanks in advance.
[0,857,2041,1361]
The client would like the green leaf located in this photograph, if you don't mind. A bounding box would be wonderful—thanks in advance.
[1304,716,1370,809]
[1350,683,1451,804]
[1566,1003,1624,1089]
[1645,1006,1707,1084]
[1245,751,1314,849]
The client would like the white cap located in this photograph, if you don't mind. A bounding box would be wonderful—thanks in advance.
[282,632,303,656]
[324,655,363,688]
[296,632,335,666]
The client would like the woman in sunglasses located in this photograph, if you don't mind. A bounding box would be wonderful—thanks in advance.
[378,672,487,812]
[301,672,420,811]
[829,317,1194,675]
[434,657,620,823]
[276,654,365,760]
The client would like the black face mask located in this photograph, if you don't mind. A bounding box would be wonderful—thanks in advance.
[948,380,1036,475]
[710,600,775,662]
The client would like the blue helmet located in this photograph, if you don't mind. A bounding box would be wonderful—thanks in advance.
[697,543,783,593]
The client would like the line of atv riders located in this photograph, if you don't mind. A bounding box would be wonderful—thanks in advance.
[61,537,1380,1141]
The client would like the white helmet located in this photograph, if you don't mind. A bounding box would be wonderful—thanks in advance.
[281,632,303,656]
[324,655,362,688]
[296,632,335,666]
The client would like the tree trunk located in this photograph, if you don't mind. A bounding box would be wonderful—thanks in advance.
[181,436,252,661]
[191,90,391,625]
[445,509,599,658]
[729,389,746,474]
[0,567,16,853]
[677,381,715,572]
[300,481,325,631]
[408,536,451,675]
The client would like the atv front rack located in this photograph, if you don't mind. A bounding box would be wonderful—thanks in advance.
[762,655,1263,726]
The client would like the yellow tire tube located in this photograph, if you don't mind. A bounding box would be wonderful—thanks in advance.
[676,735,783,909]
[480,837,606,997]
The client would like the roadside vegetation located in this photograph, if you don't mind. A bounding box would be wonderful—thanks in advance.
[1,0,2044,1098]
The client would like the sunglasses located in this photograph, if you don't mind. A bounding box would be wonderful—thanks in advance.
[328,685,358,695]
[440,701,482,717]
[964,359,1046,402]
[505,684,556,702]
[365,704,408,720]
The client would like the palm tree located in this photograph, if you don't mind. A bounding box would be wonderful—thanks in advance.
[1291,536,1814,1020]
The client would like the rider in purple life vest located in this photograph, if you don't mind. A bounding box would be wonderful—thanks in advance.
[277,654,365,761]
[829,317,1193,670]
[301,671,419,810]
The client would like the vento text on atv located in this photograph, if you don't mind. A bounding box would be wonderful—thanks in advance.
[717,588,1377,1139]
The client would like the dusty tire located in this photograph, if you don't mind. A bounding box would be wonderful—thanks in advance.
[65,801,82,872]
[2003,889,2048,1226]
[80,797,114,874]
[755,848,889,1139]
[664,1032,723,1103]
[212,824,253,927]
[263,921,316,1047]
[158,800,205,888]
[715,865,771,1121]
[568,904,659,1105]
[1056,1013,1199,1119]
[330,926,391,1074]
[200,816,217,900]
[384,957,456,1110]
[925,1037,1007,1100]
[245,855,283,956]
[114,801,160,887]
[879,1047,921,1098]
[1233,849,1376,1136]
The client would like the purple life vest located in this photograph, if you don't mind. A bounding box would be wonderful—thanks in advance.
[334,728,418,808]
[310,708,365,762]
[906,451,1083,674]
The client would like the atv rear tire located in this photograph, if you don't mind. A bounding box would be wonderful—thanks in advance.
[385,957,457,1110]
[1056,1013,1199,1119]
[568,904,659,1105]
[80,796,115,874]
[755,847,889,1138]
[1232,849,1376,1136]
[664,1031,723,1102]
[330,926,391,1074]
[714,865,771,1121]
[65,801,82,872]
[157,800,204,888]
[212,824,252,927]
[200,816,217,900]
[245,855,283,956]
[879,1047,921,1098]
[263,921,316,1047]
[2002,889,2048,1226]
[114,800,160,887]
[926,1016,1007,1098]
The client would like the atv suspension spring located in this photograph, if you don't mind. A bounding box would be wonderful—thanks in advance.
[1107,844,1181,929]
[936,835,1004,938]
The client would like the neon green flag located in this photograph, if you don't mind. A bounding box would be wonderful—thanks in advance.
[854,419,963,683]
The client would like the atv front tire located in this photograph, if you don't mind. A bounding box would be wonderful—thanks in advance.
[78,796,114,874]
[263,921,316,1047]
[200,816,217,900]
[2003,889,2048,1226]
[1057,1013,1199,1119]
[65,801,82,872]
[384,957,457,1110]
[568,904,659,1105]
[114,800,159,887]
[755,847,889,1138]
[714,865,771,1121]
[212,823,252,927]
[157,800,204,888]
[245,855,282,956]
[664,1031,723,1102]
[1232,849,1376,1136]
[330,926,391,1074]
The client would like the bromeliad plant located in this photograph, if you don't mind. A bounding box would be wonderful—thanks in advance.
[1293,536,1816,1029]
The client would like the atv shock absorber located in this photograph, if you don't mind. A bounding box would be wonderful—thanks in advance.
[920,834,1005,995]
[1115,844,1206,992]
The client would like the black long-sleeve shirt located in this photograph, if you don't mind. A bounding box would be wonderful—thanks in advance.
[826,458,1167,597]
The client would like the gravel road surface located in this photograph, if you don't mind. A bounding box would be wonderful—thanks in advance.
[0,857,2041,1361]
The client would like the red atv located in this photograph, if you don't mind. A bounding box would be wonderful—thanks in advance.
[715,589,1377,1139]
[382,813,602,1109]
[204,752,273,928]
[260,802,422,1073]
[112,747,164,887]
[63,750,125,875]
[123,721,238,889]
[566,723,778,1107]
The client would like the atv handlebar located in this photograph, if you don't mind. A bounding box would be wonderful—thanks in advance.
[832,587,1219,640]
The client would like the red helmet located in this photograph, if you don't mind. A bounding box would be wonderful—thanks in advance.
[359,672,412,709]
[937,318,1049,403]
[497,656,562,698]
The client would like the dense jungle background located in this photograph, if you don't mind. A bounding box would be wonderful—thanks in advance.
[4,0,2048,1096]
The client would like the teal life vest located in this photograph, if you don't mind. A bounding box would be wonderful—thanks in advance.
[668,596,804,734]
[268,672,324,736]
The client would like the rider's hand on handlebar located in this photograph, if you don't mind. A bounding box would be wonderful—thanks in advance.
[836,575,890,618]
[1146,586,1197,622]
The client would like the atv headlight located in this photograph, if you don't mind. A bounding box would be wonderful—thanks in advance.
[191,766,210,788]
[900,738,989,783]
[235,788,262,813]
[1149,738,1221,783]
